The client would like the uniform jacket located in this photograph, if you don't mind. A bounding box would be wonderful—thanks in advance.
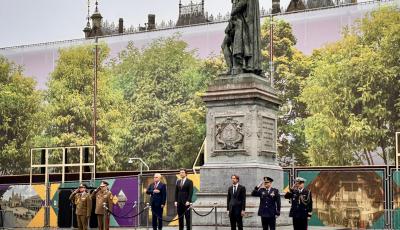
[146,182,167,207]
[284,188,312,219]
[175,178,194,204]
[227,184,246,218]
[251,187,281,218]
[91,189,113,215]
[69,191,92,216]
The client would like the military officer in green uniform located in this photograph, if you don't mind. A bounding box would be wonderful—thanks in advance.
[91,180,113,230]
[69,183,92,230]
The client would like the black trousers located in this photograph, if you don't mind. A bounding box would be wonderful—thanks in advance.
[177,203,190,230]
[293,217,308,230]
[229,214,243,230]
[151,206,163,230]
[261,217,276,230]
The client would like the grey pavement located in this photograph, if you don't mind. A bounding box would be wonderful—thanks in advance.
[107,227,348,230]
[9,227,349,230]
[1,227,350,230]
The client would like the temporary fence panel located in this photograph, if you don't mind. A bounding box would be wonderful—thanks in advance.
[296,168,385,229]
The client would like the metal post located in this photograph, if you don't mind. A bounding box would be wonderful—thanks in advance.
[214,203,218,230]
[146,203,150,230]
[93,37,98,148]
[385,150,392,229]
[44,149,49,228]
[133,201,137,230]
[396,132,399,171]
[138,175,141,227]
[79,147,83,183]
[269,15,274,86]
[190,203,193,229]
[62,148,66,183]
[30,149,33,185]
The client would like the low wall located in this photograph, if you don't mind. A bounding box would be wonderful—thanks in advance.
[0,166,399,229]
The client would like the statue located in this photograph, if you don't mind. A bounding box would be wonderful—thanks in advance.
[222,0,262,76]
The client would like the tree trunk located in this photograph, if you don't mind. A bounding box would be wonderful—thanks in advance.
[363,148,371,165]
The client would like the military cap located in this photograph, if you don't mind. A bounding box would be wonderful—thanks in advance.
[263,176,274,182]
[295,177,306,183]
[79,183,87,188]
[100,180,109,186]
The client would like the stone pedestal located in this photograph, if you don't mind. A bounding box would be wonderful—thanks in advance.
[193,73,291,226]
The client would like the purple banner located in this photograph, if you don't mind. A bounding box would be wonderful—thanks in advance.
[109,176,139,227]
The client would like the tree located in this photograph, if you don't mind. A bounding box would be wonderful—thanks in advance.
[300,7,400,165]
[112,37,220,170]
[41,44,129,171]
[0,56,42,174]
[261,17,311,166]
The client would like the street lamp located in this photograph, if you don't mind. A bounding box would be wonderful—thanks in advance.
[128,157,150,175]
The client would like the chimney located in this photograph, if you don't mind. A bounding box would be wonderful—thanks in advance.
[272,0,281,14]
[118,18,124,34]
[179,0,182,15]
[147,14,156,30]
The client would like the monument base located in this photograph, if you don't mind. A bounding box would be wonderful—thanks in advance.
[192,193,292,227]
[200,163,283,193]
[195,73,288,227]
[192,163,291,227]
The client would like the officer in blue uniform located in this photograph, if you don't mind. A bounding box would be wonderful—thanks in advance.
[284,177,313,230]
[251,176,281,230]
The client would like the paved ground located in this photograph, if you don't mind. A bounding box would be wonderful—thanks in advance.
[35,226,347,230]
[108,227,348,230]
[6,227,349,230]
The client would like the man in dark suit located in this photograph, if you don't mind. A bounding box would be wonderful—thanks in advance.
[227,174,246,230]
[146,173,167,230]
[284,177,313,230]
[251,177,281,230]
[175,168,193,230]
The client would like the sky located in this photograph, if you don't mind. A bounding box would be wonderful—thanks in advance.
[0,0,289,48]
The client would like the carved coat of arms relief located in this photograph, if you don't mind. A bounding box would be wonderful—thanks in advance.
[215,117,244,150]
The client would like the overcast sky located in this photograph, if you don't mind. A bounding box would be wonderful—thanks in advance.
[0,0,291,48]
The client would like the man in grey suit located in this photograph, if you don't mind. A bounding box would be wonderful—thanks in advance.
[227,175,246,230]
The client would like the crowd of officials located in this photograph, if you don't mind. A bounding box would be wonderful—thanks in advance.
[69,168,312,230]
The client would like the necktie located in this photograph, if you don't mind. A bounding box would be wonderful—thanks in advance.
[154,182,158,189]
[180,179,184,188]
[233,186,237,194]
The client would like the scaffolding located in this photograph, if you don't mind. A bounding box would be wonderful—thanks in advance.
[29,146,96,227]
[30,146,96,185]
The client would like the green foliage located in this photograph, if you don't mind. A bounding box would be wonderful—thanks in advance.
[0,56,42,174]
[301,6,400,165]
[2,7,399,174]
[261,17,311,166]
[41,44,128,171]
[112,37,220,170]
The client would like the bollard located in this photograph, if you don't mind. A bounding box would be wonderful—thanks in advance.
[146,202,150,230]
[214,202,218,230]
[190,203,193,229]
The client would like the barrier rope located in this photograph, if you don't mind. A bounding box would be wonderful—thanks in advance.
[152,206,191,222]
[107,205,149,219]
[108,202,137,218]
[106,204,216,221]
[192,207,215,217]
